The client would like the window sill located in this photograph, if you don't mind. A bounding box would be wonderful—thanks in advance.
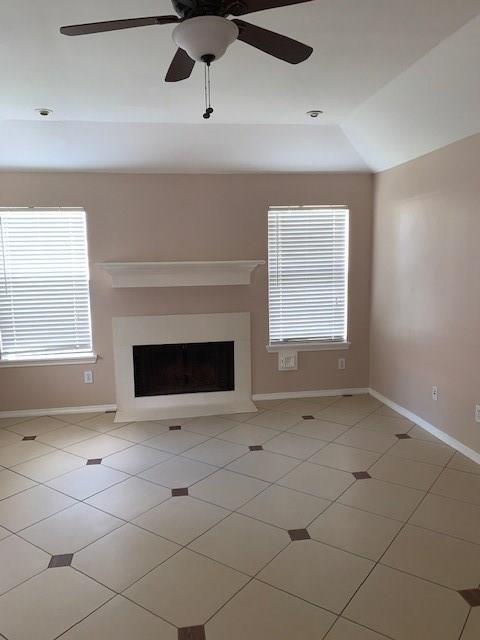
[266,342,350,353]
[0,353,97,368]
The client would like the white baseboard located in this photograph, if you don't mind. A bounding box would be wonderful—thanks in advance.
[252,388,369,401]
[369,388,480,466]
[0,404,117,419]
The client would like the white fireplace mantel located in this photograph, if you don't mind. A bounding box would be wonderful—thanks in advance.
[97,260,265,288]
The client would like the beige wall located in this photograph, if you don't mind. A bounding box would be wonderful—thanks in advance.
[371,133,480,453]
[0,172,373,411]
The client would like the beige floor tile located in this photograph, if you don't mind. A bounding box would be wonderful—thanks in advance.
[0,485,75,531]
[338,478,424,521]
[207,579,335,640]
[315,405,368,426]
[448,451,480,475]
[8,415,68,436]
[144,429,209,453]
[226,450,299,482]
[53,412,104,425]
[73,523,179,591]
[124,548,248,627]
[355,413,413,434]
[102,445,171,474]
[254,399,288,409]
[344,564,469,640]
[79,413,128,432]
[461,609,480,640]
[407,425,441,442]
[387,438,454,466]
[109,421,169,443]
[373,404,404,418]
[86,477,171,520]
[0,468,36,499]
[59,595,177,639]
[12,450,85,482]
[332,395,382,411]
[0,430,23,448]
[184,415,238,436]
[239,485,330,529]
[189,512,289,575]
[325,618,390,639]
[20,502,123,554]
[218,410,262,422]
[258,539,373,613]
[369,454,442,490]
[410,493,480,544]
[219,423,279,446]
[64,434,132,459]
[277,462,354,499]
[0,440,55,467]
[183,438,248,466]
[37,424,97,448]
[139,457,216,488]
[277,398,335,416]
[0,525,10,540]
[0,416,28,429]
[263,431,326,459]
[0,566,113,640]
[334,428,397,453]
[430,468,480,505]
[134,496,229,545]
[289,419,350,442]
[190,469,268,509]
[381,524,480,590]
[46,465,128,500]
[246,410,300,431]
[309,443,380,472]
[309,503,402,560]
[0,535,50,595]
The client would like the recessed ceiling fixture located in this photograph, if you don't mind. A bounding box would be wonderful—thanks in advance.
[36,108,53,117]
[60,0,314,119]
[307,110,323,118]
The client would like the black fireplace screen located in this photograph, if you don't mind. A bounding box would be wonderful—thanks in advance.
[132,341,235,397]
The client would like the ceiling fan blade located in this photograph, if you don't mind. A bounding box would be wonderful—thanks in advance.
[165,48,195,82]
[60,16,179,36]
[229,0,313,16]
[232,19,312,64]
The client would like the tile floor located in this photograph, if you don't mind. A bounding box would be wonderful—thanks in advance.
[0,394,479,640]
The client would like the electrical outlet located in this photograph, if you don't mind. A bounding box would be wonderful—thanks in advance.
[475,404,480,423]
[432,385,438,401]
[83,370,93,384]
[338,358,346,370]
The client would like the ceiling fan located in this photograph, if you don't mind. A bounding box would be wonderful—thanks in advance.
[60,0,314,85]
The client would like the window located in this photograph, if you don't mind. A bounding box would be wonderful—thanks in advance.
[268,206,349,350]
[0,208,94,364]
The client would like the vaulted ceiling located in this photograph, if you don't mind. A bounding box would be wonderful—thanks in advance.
[1,0,480,172]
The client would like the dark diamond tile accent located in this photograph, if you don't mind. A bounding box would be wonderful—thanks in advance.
[48,553,74,568]
[22,435,37,441]
[169,425,182,431]
[396,433,411,439]
[342,394,353,397]
[172,487,189,497]
[288,528,311,541]
[352,471,371,480]
[105,410,116,414]
[178,626,206,640]
[302,415,315,420]
[459,588,480,607]
[249,445,263,451]
[86,458,102,465]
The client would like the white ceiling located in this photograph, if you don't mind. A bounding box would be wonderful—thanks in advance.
[1,0,480,172]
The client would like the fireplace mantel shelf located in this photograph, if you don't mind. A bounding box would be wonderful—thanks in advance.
[97,260,265,288]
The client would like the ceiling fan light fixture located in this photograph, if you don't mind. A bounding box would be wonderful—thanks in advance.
[172,16,239,62]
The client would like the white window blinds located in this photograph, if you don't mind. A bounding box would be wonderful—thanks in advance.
[0,208,93,361]
[268,206,349,345]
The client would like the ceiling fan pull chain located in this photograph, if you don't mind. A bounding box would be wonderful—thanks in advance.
[203,59,214,119]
